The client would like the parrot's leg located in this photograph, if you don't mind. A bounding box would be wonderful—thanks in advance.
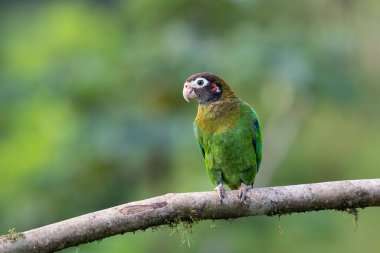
[214,180,225,203]
[238,182,253,203]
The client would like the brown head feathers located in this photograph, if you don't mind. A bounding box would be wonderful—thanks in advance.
[186,72,236,103]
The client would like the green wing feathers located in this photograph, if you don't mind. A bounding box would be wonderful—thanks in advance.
[194,121,205,159]
[247,103,262,171]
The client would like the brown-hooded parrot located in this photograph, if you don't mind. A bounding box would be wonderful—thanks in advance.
[183,72,262,202]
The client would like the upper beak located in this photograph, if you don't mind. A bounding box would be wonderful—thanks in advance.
[183,82,197,102]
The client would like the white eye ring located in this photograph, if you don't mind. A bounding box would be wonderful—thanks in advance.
[194,77,208,87]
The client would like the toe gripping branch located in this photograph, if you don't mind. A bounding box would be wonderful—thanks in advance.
[214,180,253,204]
[214,179,225,203]
[238,182,253,204]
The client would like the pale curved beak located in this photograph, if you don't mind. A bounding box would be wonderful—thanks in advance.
[183,82,197,102]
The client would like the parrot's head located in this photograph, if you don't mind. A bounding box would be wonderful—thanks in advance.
[183,72,234,105]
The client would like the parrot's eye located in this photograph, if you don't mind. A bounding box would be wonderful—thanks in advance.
[195,78,208,87]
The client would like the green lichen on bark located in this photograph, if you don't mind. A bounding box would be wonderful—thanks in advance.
[1,228,25,243]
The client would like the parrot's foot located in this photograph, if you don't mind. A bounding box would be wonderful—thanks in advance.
[238,183,253,204]
[214,183,225,203]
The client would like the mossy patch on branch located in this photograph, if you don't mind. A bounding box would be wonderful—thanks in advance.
[0,228,25,243]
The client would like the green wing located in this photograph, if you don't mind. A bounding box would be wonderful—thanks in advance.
[248,105,262,171]
[194,121,205,159]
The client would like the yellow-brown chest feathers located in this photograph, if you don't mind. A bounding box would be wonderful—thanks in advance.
[195,98,240,134]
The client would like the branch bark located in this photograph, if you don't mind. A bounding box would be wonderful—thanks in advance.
[1,179,380,253]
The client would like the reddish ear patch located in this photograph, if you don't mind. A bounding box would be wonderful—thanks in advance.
[212,84,219,92]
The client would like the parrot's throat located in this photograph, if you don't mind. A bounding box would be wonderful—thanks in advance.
[196,98,240,134]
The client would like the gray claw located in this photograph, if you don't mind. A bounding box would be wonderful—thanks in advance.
[214,183,225,203]
[238,183,253,203]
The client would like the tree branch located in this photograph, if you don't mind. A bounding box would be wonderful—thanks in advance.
[1,179,380,253]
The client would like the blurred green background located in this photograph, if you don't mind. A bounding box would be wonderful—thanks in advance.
[1,0,380,252]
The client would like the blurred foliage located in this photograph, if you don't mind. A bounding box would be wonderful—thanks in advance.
[0,0,380,252]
